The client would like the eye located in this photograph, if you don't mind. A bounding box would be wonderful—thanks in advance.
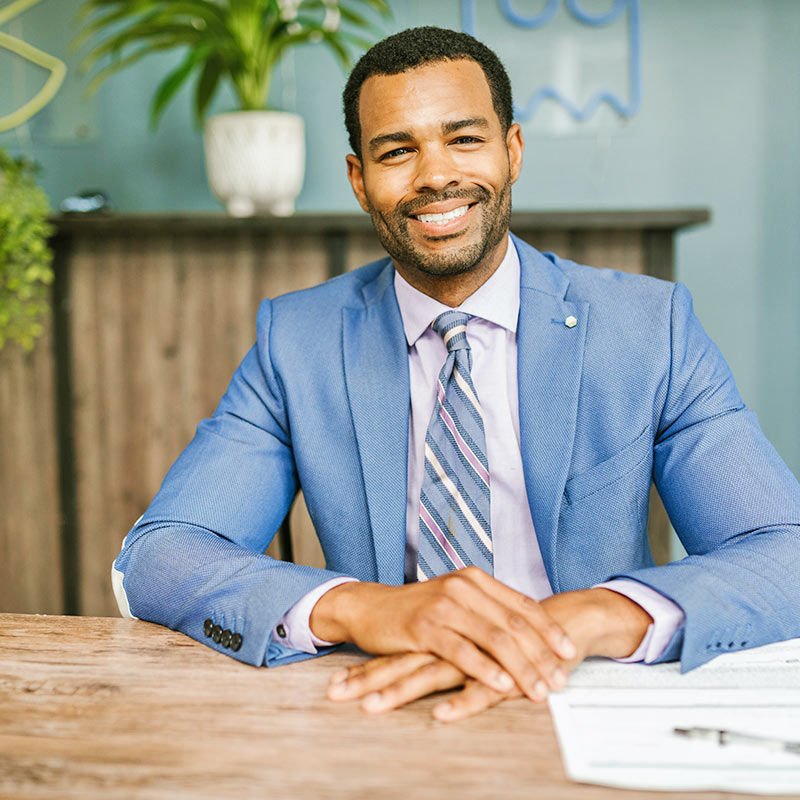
[451,136,483,145]
[379,147,412,161]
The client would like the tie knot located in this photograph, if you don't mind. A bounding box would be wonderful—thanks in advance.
[432,310,471,352]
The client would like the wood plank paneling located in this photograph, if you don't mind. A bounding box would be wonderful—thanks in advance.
[71,229,328,616]
[520,228,645,273]
[343,231,387,273]
[0,320,62,613]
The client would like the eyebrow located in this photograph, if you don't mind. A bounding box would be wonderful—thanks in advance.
[441,117,490,135]
[367,130,414,154]
[367,117,491,155]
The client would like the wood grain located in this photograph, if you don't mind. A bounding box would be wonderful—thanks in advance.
[0,612,785,800]
[69,228,328,616]
[0,324,62,614]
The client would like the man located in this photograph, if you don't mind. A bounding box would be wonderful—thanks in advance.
[113,27,800,723]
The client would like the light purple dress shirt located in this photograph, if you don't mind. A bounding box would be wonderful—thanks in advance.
[273,239,685,662]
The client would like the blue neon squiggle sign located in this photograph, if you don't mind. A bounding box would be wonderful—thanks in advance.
[461,0,641,123]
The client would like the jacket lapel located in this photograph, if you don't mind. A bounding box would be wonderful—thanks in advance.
[514,236,588,593]
[343,261,409,586]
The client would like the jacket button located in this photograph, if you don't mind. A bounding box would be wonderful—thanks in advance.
[230,633,243,652]
[221,629,232,648]
[211,624,222,643]
[203,619,213,637]
[276,624,287,638]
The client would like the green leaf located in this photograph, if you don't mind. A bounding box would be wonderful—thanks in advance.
[349,0,392,16]
[83,21,203,69]
[320,30,351,69]
[149,46,210,129]
[339,31,375,52]
[194,53,224,125]
[72,5,149,53]
[74,0,155,26]
[0,146,53,352]
[71,0,391,129]
[84,40,184,95]
[335,5,379,34]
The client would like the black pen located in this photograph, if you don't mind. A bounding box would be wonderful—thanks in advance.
[674,727,800,756]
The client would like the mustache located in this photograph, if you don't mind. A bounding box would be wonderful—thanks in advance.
[399,187,490,217]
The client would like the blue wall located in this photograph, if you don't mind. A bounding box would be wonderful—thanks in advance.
[2,0,798,478]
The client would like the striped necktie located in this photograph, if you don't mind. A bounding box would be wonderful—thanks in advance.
[417,310,493,580]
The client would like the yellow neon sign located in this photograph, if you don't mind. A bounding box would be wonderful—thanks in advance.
[0,0,67,132]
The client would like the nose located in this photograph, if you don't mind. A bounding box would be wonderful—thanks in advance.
[411,144,460,194]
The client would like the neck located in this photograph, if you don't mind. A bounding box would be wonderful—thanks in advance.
[394,233,509,307]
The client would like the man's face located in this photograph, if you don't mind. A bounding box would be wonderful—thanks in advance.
[347,59,524,284]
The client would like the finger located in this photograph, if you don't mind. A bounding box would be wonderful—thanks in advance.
[432,679,524,723]
[331,652,434,685]
[424,594,558,701]
[453,567,577,660]
[436,570,572,692]
[426,625,530,696]
[361,659,465,714]
[328,653,437,701]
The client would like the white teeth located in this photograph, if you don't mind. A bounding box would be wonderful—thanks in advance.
[416,205,469,224]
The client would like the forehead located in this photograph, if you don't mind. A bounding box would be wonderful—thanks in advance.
[358,59,497,141]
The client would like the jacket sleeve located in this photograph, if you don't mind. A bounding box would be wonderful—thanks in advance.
[112,298,353,667]
[612,282,800,672]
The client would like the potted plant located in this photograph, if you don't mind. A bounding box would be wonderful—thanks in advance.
[0,150,54,352]
[74,0,391,216]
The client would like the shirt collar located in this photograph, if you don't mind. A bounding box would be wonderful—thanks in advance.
[394,237,520,347]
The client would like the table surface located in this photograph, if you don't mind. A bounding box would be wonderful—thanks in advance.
[0,613,790,800]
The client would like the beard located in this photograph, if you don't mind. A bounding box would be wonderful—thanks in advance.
[365,178,512,278]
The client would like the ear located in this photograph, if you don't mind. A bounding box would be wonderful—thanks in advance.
[505,123,524,184]
[346,154,370,213]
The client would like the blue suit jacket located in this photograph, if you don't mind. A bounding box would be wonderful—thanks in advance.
[114,235,800,672]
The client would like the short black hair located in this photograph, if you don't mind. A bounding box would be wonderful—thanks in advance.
[343,26,513,158]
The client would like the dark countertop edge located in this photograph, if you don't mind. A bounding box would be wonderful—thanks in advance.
[50,208,711,235]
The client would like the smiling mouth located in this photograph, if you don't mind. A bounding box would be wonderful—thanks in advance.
[411,204,473,225]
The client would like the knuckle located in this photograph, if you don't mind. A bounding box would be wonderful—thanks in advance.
[441,573,466,594]
[521,595,540,612]
[487,627,513,650]
[418,661,442,679]
[378,683,399,702]
[429,595,454,618]
[464,687,494,712]
[519,665,542,691]
[508,612,528,632]
[348,664,366,679]
[546,621,567,640]
[418,661,451,684]
[449,639,474,665]
[462,566,481,578]
[531,643,558,671]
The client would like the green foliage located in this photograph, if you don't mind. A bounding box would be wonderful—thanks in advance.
[73,0,391,129]
[0,149,54,352]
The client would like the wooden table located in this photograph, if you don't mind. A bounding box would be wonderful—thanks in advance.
[0,613,787,800]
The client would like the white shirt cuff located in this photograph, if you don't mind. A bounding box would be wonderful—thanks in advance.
[593,579,686,663]
[271,577,360,654]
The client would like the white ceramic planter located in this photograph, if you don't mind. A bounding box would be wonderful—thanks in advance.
[203,111,305,217]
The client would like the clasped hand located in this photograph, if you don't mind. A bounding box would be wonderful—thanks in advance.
[311,570,652,722]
